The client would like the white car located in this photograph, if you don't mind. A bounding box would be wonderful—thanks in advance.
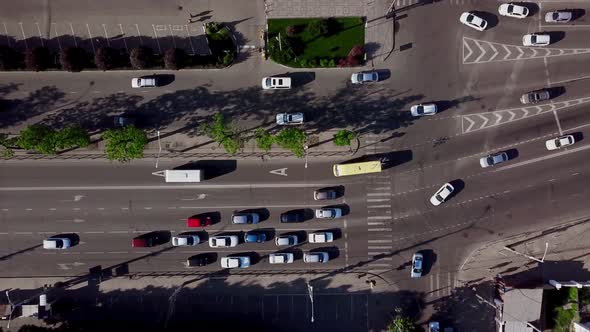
[261,77,291,89]
[411,252,423,278]
[430,183,455,206]
[208,235,239,248]
[276,112,304,125]
[315,208,342,219]
[351,71,379,84]
[269,253,294,264]
[410,103,437,117]
[172,235,200,246]
[131,76,158,88]
[275,235,298,246]
[498,3,529,19]
[221,256,250,268]
[545,11,572,23]
[479,152,509,168]
[309,232,334,243]
[43,238,71,250]
[304,252,329,263]
[459,12,488,31]
[523,33,551,46]
[545,135,575,150]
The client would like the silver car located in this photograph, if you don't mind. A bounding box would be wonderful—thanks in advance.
[276,112,304,125]
[410,103,437,117]
[411,252,423,278]
[231,212,260,224]
[479,152,509,168]
[315,208,342,219]
[522,33,551,46]
[303,252,329,263]
[520,89,550,104]
[351,71,379,84]
[545,11,572,23]
[172,235,200,246]
[275,235,298,246]
[269,253,294,264]
[308,232,334,243]
[545,135,575,150]
[314,188,337,200]
[430,183,455,206]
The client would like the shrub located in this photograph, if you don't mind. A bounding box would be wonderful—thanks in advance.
[129,47,153,69]
[306,19,329,37]
[255,129,274,152]
[95,47,119,71]
[275,128,306,158]
[102,125,148,162]
[25,47,50,71]
[268,38,296,64]
[205,22,222,35]
[16,124,89,154]
[222,52,234,66]
[60,47,88,72]
[164,48,187,70]
[0,46,21,70]
[286,25,298,37]
[333,130,356,147]
[337,45,364,67]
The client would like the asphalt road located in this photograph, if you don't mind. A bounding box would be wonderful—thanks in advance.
[4,0,590,330]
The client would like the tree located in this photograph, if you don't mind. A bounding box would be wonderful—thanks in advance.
[102,126,148,162]
[199,112,243,155]
[164,48,186,70]
[60,47,88,72]
[0,133,17,159]
[16,124,90,154]
[333,129,356,147]
[387,315,417,332]
[24,47,50,71]
[0,46,22,70]
[129,47,153,69]
[95,47,119,70]
[275,127,306,157]
[255,128,274,152]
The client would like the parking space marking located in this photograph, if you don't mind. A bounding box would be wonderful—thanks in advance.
[167,24,176,48]
[117,24,128,52]
[151,24,162,54]
[18,22,27,48]
[102,24,110,46]
[3,23,10,47]
[184,24,195,55]
[51,23,62,51]
[86,24,96,55]
[134,24,143,45]
[35,22,44,47]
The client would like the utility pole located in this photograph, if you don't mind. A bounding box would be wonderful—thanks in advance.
[307,281,314,323]
[5,290,14,329]
[304,145,309,169]
[155,130,162,169]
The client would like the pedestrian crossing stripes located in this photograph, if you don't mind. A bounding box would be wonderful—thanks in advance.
[427,272,460,299]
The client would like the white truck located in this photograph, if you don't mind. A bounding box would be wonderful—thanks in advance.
[152,170,203,183]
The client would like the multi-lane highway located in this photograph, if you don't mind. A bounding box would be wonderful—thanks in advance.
[3,0,590,330]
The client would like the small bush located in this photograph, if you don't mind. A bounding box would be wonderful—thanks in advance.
[306,19,329,37]
[333,130,356,147]
[255,129,274,152]
[269,38,296,64]
[222,52,234,66]
[164,48,187,70]
[129,47,153,69]
[25,47,50,71]
[286,25,298,37]
[337,45,364,67]
[95,47,119,71]
[0,46,22,70]
[60,47,88,72]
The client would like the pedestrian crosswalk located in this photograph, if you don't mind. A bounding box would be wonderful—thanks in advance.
[427,271,463,299]
[365,171,393,272]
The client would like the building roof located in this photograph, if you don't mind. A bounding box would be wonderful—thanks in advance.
[503,288,543,325]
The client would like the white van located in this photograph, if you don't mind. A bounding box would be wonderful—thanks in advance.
[164,170,203,183]
[261,77,291,89]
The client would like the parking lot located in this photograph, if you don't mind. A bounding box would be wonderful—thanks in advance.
[0,21,210,55]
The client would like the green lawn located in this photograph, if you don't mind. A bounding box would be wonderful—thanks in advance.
[267,17,365,67]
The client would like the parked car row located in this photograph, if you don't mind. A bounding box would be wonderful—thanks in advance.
[459,4,576,47]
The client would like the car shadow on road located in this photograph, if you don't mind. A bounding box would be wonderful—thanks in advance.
[419,249,437,276]
[473,11,499,29]
[449,179,465,200]
[548,85,566,99]
[572,9,586,20]
[545,31,566,44]
[571,131,584,143]
[153,74,175,86]
[174,160,237,180]
[518,2,539,16]
[505,148,519,161]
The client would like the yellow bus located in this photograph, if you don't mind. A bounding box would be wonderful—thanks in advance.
[333,161,382,177]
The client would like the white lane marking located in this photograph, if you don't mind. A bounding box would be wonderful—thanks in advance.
[55,218,85,223]
[368,222,385,226]
[180,204,326,209]
[367,193,390,196]
[368,239,392,243]
[368,246,392,250]
[368,228,392,232]
[0,183,330,191]
[84,231,105,234]
[367,216,392,220]
[366,199,391,203]
[367,205,390,208]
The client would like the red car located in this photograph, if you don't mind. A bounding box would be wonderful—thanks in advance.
[187,216,212,227]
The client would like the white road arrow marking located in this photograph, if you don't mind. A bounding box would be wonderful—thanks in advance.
[488,42,498,62]
[476,114,490,129]
[269,168,288,176]
[463,116,476,133]
[463,37,474,63]
[474,40,487,63]
[74,195,85,202]
[493,113,503,125]
[180,194,207,201]
[57,262,85,270]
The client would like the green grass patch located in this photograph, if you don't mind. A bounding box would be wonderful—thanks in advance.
[267,17,364,68]
[546,288,580,332]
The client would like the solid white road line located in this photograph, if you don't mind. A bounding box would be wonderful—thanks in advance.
[0,183,330,191]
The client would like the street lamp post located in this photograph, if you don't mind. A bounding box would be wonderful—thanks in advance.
[155,130,162,169]
[307,282,314,323]
[5,290,15,329]
[304,145,309,169]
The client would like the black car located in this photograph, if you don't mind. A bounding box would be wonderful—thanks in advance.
[186,253,213,267]
[280,210,305,223]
